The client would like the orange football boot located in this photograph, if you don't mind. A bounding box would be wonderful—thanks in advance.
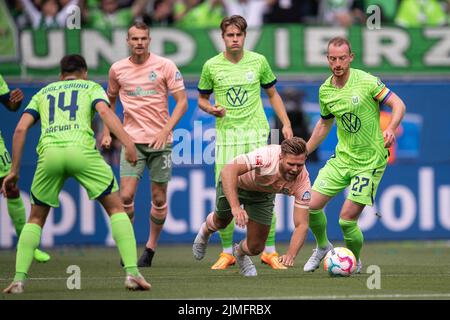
[260,252,287,269]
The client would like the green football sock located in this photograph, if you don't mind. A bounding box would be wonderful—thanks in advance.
[14,223,41,281]
[309,209,329,248]
[264,213,276,248]
[339,218,364,261]
[110,212,139,277]
[7,197,26,236]
[218,221,234,253]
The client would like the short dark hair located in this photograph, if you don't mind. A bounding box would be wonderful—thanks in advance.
[328,36,352,54]
[220,15,247,35]
[281,137,308,156]
[60,54,87,74]
[128,21,149,37]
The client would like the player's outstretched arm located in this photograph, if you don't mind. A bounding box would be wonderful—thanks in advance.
[306,117,334,154]
[279,206,309,267]
[1,113,34,195]
[220,161,251,228]
[1,88,24,111]
[95,101,137,166]
[100,94,117,150]
[149,89,188,149]
[198,93,226,117]
[265,86,293,139]
[381,92,406,148]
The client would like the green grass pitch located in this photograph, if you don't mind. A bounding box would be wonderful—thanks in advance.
[1,241,450,300]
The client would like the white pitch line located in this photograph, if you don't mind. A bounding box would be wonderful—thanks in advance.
[190,293,450,300]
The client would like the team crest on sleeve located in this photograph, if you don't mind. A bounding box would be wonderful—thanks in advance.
[301,191,311,201]
[352,96,359,105]
[175,71,183,81]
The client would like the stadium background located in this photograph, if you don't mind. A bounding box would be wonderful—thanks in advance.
[1,1,450,249]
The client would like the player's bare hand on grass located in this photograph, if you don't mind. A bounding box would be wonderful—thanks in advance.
[208,105,226,118]
[278,254,295,267]
[282,124,293,140]
[383,128,396,148]
[231,207,248,228]
[101,134,112,149]
[148,129,169,150]
[1,173,18,196]
[9,88,24,103]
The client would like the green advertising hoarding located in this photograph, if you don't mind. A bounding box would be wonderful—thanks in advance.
[1,25,450,78]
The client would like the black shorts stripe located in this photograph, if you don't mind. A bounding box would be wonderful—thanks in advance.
[31,191,52,208]
[97,177,115,199]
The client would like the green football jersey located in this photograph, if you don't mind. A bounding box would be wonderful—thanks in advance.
[198,50,275,146]
[0,74,9,96]
[319,68,391,169]
[25,80,109,155]
[0,74,11,145]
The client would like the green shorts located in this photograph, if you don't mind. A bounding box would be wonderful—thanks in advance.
[120,143,172,184]
[215,140,268,184]
[215,181,275,225]
[0,136,11,178]
[31,146,118,207]
[312,157,387,206]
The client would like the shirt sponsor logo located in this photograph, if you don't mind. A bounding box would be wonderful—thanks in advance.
[126,86,157,96]
[341,112,361,133]
[226,86,248,107]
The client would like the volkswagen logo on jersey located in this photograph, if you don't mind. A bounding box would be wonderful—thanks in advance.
[226,87,248,107]
[341,112,361,133]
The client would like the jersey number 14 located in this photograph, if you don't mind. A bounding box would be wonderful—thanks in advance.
[47,91,79,125]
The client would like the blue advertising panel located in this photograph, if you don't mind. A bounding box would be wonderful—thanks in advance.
[0,80,449,247]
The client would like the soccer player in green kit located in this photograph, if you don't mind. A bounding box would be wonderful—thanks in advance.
[197,15,293,270]
[2,55,151,293]
[303,37,406,273]
[0,74,50,263]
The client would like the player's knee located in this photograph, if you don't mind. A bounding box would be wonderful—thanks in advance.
[121,193,134,206]
[152,197,166,208]
[216,218,229,230]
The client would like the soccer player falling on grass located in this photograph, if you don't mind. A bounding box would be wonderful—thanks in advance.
[193,137,311,276]
[101,22,188,268]
[2,55,151,293]
[0,74,50,264]
[197,15,293,270]
[303,37,406,273]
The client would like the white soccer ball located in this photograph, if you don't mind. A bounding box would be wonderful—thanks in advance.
[323,247,357,277]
